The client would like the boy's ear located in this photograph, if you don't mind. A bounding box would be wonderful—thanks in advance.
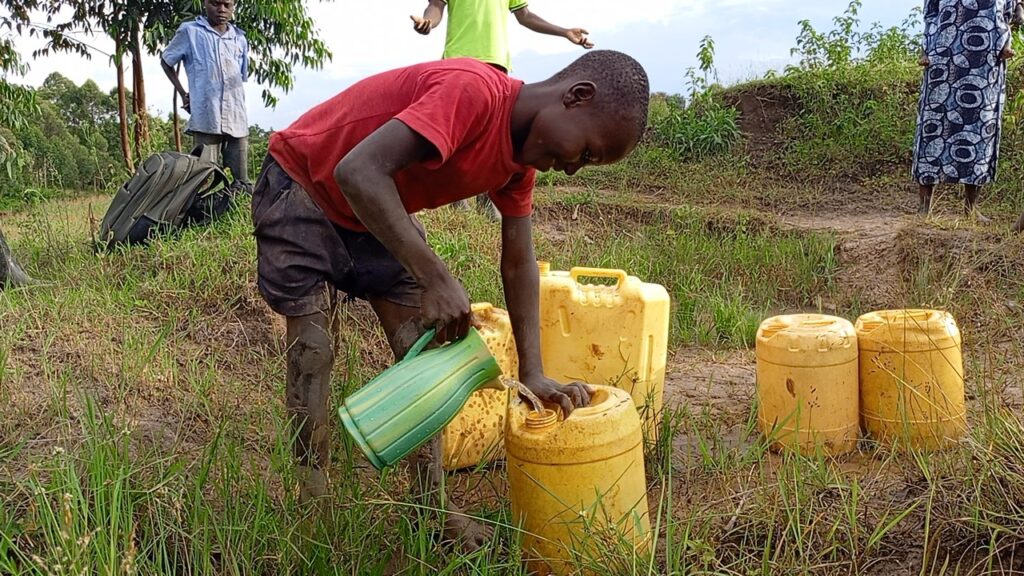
[562,81,597,108]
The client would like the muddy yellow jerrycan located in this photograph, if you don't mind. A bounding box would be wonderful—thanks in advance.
[856,309,967,450]
[506,385,651,575]
[441,303,519,470]
[339,328,502,470]
[538,262,670,437]
[756,314,860,455]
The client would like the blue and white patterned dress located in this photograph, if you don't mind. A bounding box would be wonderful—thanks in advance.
[912,0,1013,185]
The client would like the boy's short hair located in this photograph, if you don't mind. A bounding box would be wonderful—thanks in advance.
[553,50,650,138]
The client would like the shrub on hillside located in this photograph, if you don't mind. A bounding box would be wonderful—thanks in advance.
[769,0,924,177]
[648,36,741,162]
[649,94,741,163]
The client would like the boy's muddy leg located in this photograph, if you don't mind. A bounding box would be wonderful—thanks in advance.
[475,193,501,222]
[918,184,934,215]
[370,296,494,553]
[407,435,492,552]
[286,306,336,502]
[964,184,990,223]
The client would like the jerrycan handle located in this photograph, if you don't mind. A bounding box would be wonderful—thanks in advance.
[403,328,437,361]
[570,267,627,289]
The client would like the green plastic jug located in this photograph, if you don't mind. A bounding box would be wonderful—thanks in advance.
[339,327,504,470]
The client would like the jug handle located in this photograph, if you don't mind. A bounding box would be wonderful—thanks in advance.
[570,267,627,288]
[403,328,437,361]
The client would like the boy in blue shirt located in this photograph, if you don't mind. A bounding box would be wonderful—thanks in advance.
[161,0,251,192]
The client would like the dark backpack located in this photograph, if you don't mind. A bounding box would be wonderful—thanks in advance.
[96,145,233,250]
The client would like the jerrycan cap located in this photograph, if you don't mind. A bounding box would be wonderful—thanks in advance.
[525,408,560,429]
[756,314,857,367]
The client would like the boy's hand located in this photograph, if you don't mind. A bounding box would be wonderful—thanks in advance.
[410,15,433,35]
[521,374,593,417]
[1000,43,1016,61]
[181,92,191,113]
[421,272,471,345]
[918,53,930,67]
[565,28,593,49]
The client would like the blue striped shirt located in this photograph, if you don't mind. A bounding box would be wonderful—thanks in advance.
[162,16,249,138]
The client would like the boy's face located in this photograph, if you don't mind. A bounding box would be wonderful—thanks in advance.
[519,85,639,176]
[205,0,235,26]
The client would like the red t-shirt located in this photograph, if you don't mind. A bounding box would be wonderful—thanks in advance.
[268,58,536,232]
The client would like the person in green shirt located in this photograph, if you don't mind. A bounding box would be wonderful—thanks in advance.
[411,0,593,218]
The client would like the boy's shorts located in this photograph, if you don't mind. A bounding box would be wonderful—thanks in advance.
[252,155,424,317]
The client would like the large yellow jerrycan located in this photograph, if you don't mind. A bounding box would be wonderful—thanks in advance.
[855,309,967,450]
[442,303,519,470]
[538,262,670,435]
[756,314,860,455]
[506,385,651,575]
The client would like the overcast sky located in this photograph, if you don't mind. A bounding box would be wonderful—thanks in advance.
[7,0,921,130]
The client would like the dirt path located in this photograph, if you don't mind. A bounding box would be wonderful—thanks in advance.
[781,211,911,309]
[663,346,756,423]
[660,211,906,423]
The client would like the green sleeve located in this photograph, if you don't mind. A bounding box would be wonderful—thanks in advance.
[509,0,528,12]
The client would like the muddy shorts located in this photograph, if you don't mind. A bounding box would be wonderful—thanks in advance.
[251,155,424,317]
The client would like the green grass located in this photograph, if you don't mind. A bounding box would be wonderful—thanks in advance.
[533,205,838,347]
[2,184,1023,574]
[5,25,1024,572]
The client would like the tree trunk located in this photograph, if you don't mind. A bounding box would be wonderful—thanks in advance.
[172,65,182,152]
[115,45,133,170]
[130,22,149,159]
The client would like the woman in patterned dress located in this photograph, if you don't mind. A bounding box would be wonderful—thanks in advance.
[913,0,1022,222]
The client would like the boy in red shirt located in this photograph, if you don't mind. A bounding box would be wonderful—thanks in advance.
[254,50,649,551]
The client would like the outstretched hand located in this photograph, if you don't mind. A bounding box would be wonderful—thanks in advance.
[410,14,433,35]
[520,374,593,417]
[565,28,594,49]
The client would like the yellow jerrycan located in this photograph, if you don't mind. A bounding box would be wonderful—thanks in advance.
[442,303,519,470]
[506,385,651,575]
[756,314,860,455]
[855,309,966,450]
[537,262,670,435]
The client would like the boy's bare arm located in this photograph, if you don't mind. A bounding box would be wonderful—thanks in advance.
[411,0,446,34]
[160,58,190,112]
[500,214,593,414]
[334,119,471,344]
[513,7,593,48]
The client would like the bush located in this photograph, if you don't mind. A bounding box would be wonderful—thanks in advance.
[649,94,741,162]
[647,36,741,162]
